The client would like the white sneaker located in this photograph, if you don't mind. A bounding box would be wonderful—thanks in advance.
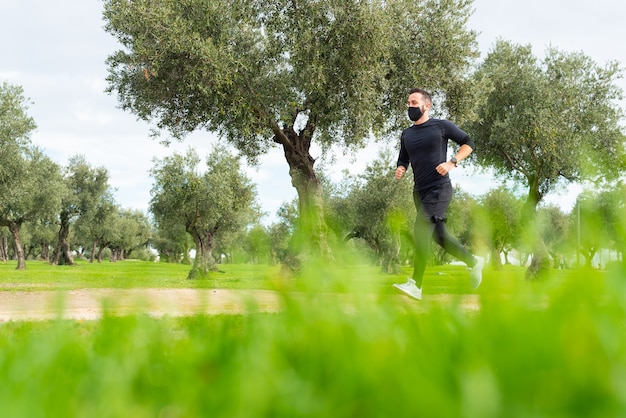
[470,256,484,289]
[393,278,422,300]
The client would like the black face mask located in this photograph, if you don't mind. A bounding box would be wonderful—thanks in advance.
[408,106,423,121]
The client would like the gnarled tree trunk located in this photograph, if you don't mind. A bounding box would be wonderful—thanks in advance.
[89,240,98,263]
[0,236,8,261]
[490,247,503,270]
[6,221,26,270]
[51,213,74,266]
[97,245,107,263]
[279,127,332,272]
[187,225,217,280]
[522,185,550,280]
[40,241,50,261]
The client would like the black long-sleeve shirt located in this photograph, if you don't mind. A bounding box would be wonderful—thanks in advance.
[397,118,475,192]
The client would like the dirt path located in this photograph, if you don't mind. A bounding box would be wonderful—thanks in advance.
[0,289,284,321]
[0,288,481,321]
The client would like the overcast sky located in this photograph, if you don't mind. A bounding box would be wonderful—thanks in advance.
[1,0,624,223]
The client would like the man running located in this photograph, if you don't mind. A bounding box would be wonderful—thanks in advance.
[393,88,484,300]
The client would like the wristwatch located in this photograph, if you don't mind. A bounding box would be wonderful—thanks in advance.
[450,157,458,167]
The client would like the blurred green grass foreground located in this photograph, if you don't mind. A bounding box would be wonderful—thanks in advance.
[0,261,625,417]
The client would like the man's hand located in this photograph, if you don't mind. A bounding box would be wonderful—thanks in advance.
[394,166,406,180]
[436,161,456,176]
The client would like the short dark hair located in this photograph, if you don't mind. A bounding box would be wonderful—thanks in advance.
[408,88,432,104]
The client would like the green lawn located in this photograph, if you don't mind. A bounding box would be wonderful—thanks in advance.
[0,258,492,292]
[0,257,591,301]
[1,260,625,417]
[0,259,282,290]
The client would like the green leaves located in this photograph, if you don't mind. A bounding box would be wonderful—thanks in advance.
[467,40,625,205]
[0,82,36,147]
[0,83,37,192]
[0,85,62,225]
[103,0,478,151]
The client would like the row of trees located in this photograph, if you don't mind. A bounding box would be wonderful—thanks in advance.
[102,0,626,278]
[1,83,624,276]
[146,147,626,275]
[1,81,269,278]
[0,83,152,269]
[1,81,275,278]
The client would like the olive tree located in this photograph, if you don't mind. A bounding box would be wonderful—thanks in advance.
[103,0,478,264]
[0,83,34,180]
[573,192,606,269]
[0,83,64,269]
[595,182,626,268]
[330,149,414,272]
[108,209,152,262]
[479,186,523,270]
[465,40,625,278]
[0,82,35,268]
[27,218,58,261]
[536,204,570,269]
[149,147,258,279]
[51,156,111,266]
[0,148,63,270]
[74,192,118,263]
[152,223,193,264]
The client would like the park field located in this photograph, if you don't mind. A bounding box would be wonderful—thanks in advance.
[0,260,625,417]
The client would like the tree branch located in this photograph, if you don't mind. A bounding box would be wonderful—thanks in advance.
[241,75,294,152]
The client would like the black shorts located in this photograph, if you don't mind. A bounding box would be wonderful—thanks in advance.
[413,182,453,222]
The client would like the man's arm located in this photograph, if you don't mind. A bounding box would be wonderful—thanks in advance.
[452,143,473,164]
[436,143,473,176]
[395,136,410,179]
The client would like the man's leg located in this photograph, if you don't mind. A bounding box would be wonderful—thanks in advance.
[433,220,483,288]
[392,191,432,300]
[428,182,483,288]
[412,214,435,289]
[426,182,477,267]
[432,219,476,267]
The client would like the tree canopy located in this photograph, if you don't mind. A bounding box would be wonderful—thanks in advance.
[467,40,625,206]
[0,82,36,196]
